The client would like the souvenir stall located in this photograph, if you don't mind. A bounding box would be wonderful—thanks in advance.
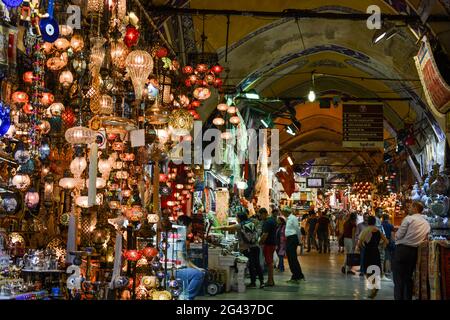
[0,0,232,300]
[408,163,450,300]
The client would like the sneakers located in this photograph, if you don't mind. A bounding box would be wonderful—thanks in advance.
[259,283,265,289]
[381,275,391,282]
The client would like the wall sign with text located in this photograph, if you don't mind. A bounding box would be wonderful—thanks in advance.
[342,104,384,148]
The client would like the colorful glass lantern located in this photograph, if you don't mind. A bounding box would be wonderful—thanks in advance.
[12,173,31,191]
[124,25,140,48]
[99,95,114,114]
[212,117,225,126]
[40,92,55,106]
[70,157,87,177]
[123,250,142,262]
[23,71,33,84]
[193,87,211,100]
[49,102,65,116]
[25,188,40,209]
[59,70,74,88]
[217,103,228,112]
[168,108,194,136]
[70,34,84,52]
[54,38,70,51]
[59,177,77,189]
[126,50,153,100]
[12,91,28,104]
[65,126,96,144]
[61,108,76,126]
[110,40,129,69]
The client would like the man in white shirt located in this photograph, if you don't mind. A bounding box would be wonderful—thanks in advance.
[392,201,430,300]
[282,207,305,284]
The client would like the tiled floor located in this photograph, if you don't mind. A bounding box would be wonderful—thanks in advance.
[200,250,395,300]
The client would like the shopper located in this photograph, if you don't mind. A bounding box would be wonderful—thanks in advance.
[300,213,309,255]
[357,216,389,299]
[275,216,287,272]
[306,211,318,252]
[336,211,346,253]
[375,209,387,280]
[341,212,357,275]
[315,210,331,253]
[212,211,264,288]
[259,208,277,286]
[392,201,430,300]
[381,214,395,276]
[282,207,305,284]
[356,214,369,276]
[176,215,206,300]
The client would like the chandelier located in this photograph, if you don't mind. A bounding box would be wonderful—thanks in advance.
[125,50,154,101]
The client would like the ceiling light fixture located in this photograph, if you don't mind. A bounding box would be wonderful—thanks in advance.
[243,89,260,100]
[308,72,316,102]
[372,22,397,44]
[287,155,294,166]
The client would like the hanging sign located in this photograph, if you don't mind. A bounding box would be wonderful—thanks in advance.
[414,36,450,114]
[342,104,384,148]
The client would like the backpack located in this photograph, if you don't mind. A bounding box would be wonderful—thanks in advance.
[240,221,258,245]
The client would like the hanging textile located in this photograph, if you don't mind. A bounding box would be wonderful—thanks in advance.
[215,188,229,226]
[109,231,123,289]
[414,241,429,300]
[65,203,77,264]
[254,136,270,210]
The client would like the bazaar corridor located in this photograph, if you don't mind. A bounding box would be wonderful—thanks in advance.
[202,250,394,300]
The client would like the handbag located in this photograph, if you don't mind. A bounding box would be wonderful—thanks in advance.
[346,253,361,266]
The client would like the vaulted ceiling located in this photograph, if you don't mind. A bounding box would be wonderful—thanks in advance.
[152,0,450,178]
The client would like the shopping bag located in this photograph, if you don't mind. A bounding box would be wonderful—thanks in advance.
[273,251,279,266]
[346,253,361,266]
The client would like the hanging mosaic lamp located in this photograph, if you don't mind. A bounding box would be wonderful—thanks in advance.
[25,188,40,209]
[65,126,96,144]
[168,108,194,136]
[99,94,114,115]
[110,40,129,69]
[125,50,153,100]
[12,173,31,191]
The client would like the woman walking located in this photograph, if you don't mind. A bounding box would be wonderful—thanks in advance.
[341,212,357,275]
[276,216,287,272]
[357,216,388,299]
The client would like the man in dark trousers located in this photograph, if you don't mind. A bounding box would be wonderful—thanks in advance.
[306,210,318,252]
[282,207,305,284]
[392,201,430,300]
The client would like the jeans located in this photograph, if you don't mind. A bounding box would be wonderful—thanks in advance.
[343,238,354,272]
[277,254,285,271]
[307,233,318,251]
[392,244,418,300]
[243,246,264,285]
[176,268,205,300]
[317,231,329,253]
[286,235,304,280]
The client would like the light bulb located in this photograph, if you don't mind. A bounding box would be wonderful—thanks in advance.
[308,90,316,102]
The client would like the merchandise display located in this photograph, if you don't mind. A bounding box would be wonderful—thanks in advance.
[0,0,448,303]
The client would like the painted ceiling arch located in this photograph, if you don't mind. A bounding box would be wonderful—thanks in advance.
[152,0,449,174]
